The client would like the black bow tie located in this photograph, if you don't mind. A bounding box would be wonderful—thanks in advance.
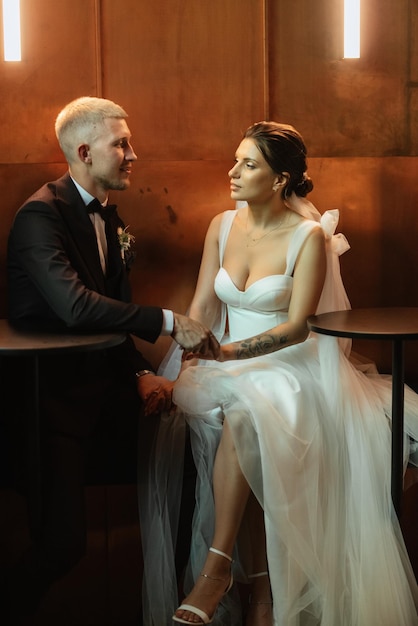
[86,198,117,221]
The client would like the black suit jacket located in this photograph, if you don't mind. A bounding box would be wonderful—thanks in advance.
[7,173,163,342]
[7,173,162,438]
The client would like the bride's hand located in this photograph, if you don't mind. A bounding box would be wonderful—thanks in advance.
[182,346,227,362]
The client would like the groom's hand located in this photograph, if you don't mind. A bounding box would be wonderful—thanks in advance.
[137,374,175,416]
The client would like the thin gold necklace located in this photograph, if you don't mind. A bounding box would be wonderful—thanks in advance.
[246,213,287,247]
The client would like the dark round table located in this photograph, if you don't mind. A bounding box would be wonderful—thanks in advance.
[0,319,126,537]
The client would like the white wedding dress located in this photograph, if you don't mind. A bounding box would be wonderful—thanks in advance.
[139,207,418,626]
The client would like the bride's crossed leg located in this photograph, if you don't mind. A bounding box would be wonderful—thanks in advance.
[173,419,272,625]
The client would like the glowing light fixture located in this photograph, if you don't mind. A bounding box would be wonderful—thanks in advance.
[2,0,21,61]
[344,0,360,58]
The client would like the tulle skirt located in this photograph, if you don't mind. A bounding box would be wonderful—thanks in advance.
[140,333,418,625]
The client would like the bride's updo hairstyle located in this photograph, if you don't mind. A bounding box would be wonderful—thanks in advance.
[244,121,314,199]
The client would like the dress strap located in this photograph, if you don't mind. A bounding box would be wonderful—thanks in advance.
[285,220,318,276]
[218,210,237,265]
[208,210,237,343]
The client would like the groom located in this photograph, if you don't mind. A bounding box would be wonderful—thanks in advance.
[5,96,217,623]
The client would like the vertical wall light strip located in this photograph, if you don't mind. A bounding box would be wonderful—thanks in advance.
[2,0,21,61]
[93,0,103,96]
[344,0,360,58]
[261,0,269,120]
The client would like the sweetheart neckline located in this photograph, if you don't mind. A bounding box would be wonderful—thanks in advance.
[218,267,291,294]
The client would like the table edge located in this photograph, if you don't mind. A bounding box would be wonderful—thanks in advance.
[0,331,127,355]
[307,309,418,341]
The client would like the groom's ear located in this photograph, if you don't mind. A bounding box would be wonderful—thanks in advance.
[78,144,92,164]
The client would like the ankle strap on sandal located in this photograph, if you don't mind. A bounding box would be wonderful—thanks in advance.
[209,546,233,562]
[248,570,268,579]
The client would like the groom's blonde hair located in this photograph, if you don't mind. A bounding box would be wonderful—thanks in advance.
[55,96,128,163]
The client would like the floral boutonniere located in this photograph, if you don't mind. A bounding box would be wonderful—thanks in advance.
[117,226,136,267]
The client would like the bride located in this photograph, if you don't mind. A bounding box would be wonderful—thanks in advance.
[139,121,418,626]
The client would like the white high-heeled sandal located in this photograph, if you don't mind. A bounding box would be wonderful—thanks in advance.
[248,570,269,580]
[172,547,233,624]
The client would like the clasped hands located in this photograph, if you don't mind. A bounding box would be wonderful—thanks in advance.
[139,314,220,416]
[172,313,220,360]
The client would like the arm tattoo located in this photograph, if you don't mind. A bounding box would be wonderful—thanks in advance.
[236,333,288,359]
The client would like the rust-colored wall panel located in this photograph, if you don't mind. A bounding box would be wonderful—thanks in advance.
[410,90,418,154]
[268,0,411,156]
[112,159,233,367]
[310,156,418,311]
[101,0,266,160]
[123,161,231,287]
[310,156,418,376]
[409,0,418,156]
[410,0,418,82]
[0,0,99,164]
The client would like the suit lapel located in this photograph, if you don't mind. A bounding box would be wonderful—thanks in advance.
[52,174,107,293]
[104,206,125,279]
